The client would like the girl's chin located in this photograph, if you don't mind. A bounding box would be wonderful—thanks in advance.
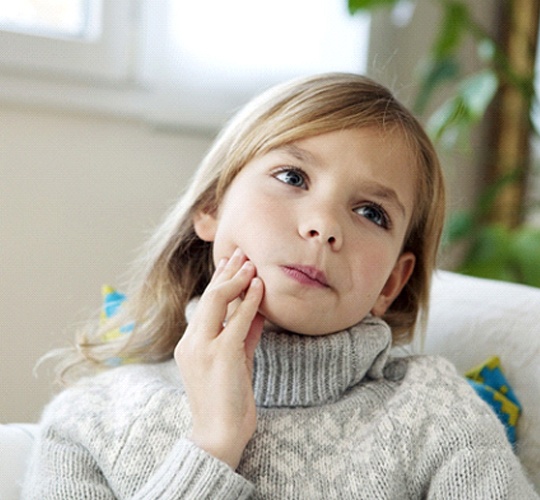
[259,311,338,337]
[259,299,368,336]
[258,296,318,335]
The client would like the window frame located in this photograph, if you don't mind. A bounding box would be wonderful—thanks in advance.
[0,0,133,83]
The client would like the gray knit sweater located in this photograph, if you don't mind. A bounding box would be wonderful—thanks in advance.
[23,316,538,499]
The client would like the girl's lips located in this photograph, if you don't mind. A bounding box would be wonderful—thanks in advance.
[281,265,329,287]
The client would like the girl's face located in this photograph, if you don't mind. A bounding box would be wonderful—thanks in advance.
[195,127,417,335]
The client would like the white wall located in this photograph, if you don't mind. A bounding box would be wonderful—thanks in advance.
[0,104,213,422]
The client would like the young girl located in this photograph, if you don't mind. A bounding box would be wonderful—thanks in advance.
[24,73,538,499]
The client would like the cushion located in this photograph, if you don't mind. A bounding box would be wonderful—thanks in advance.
[100,285,135,366]
[465,356,521,447]
[0,423,38,500]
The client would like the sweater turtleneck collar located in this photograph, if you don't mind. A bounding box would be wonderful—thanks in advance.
[183,300,393,408]
[253,315,392,408]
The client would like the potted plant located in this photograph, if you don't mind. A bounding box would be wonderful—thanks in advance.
[349,0,540,286]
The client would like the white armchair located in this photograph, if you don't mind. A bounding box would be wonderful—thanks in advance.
[0,423,38,499]
[1,271,539,498]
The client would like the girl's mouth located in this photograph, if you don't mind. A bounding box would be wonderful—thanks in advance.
[281,265,329,288]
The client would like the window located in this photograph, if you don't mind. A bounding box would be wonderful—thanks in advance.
[0,0,97,40]
[0,0,131,83]
[0,0,370,129]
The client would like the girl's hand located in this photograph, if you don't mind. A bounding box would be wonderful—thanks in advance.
[174,248,264,470]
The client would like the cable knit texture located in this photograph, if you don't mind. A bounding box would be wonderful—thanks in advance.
[23,316,538,499]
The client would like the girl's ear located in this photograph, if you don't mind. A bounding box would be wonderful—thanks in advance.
[193,211,218,242]
[371,252,416,317]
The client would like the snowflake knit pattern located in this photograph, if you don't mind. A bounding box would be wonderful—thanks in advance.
[23,316,538,499]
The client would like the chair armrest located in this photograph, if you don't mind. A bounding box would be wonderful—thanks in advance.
[0,423,39,500]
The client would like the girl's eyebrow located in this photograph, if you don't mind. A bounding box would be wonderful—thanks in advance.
[362,181,407,219]
[274,144,321,165]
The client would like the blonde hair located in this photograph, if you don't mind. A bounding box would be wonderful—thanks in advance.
[56,73,445,382]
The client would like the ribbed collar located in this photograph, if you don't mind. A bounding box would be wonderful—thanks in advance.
[253,316,392,408]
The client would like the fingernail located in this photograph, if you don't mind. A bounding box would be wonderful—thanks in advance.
[241,260,254,271]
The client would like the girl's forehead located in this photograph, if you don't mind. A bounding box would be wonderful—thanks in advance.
[277,127,418,166]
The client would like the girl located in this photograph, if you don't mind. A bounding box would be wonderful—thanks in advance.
[24,73,538,498]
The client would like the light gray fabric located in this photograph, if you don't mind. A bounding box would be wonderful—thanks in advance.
[253,315,392,407]
[23,317,538,499]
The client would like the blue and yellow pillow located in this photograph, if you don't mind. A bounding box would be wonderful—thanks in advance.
[465,356,522,448]
[100,285,135,366]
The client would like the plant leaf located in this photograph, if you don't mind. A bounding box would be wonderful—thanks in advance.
[458,224,516,282]
[415,56,460,114]
[433,1,469,58]
[509,227,540,287]
[459,70,498,120]
[348,0,401,14]
[443,210,475,245]
[426,70,498,145]
[477,38,496,63]
[426,95,466,144]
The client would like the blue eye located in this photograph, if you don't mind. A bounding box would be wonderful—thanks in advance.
[274,168,307,189]
[355,203,390,229]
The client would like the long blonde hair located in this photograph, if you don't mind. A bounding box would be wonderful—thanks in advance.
[56,73,445,382]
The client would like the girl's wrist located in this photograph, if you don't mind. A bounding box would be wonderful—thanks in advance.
[189,432,247,470]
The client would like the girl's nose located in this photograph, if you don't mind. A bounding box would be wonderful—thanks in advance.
[300,213,343,250]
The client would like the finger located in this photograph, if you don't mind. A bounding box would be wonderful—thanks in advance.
[190,261,257,339]
[211,248,247,285]
[208,257,228,283]
[245,312,264,362]
[205,260,257,306]
[222,276,264,345]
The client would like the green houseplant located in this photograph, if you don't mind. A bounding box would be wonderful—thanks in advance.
[348,0,540,286]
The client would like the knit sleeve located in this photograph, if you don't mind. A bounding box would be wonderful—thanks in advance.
[22,362,254,500]
[22,424,116,500]
[22,426,254,500]
[132,439,254,499]
[427,446,539,499]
